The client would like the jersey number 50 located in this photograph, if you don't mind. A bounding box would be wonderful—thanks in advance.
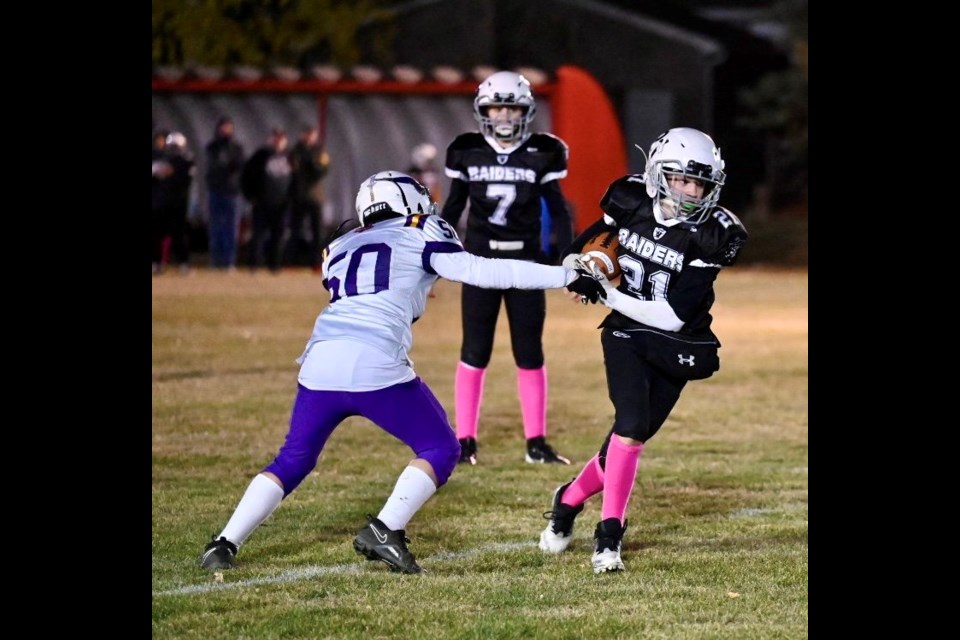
[326,243,392,302]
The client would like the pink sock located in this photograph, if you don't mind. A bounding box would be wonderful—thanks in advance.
[600,437,644,524]
[517,366,546,440]
[561,454,605,507]
[454,362,486,439]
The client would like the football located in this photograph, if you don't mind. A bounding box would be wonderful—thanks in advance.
[580,229,621,280]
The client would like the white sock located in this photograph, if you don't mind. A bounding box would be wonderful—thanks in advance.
[219,473,285,547]
[377,465,437,531]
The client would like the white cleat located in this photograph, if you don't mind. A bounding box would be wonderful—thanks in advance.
[592,517,628,573]
[592,547,625,573]
[539,527,573,553]
[538,482,583,553]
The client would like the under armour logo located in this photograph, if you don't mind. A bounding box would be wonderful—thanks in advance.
[653,228,666,240]
[497,155,508,165]
[678,354,695,366]
[612,331,631,338]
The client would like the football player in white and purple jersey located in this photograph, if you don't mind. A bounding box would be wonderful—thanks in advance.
[199,171,604,574]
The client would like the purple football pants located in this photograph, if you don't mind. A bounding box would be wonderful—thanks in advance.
[264,378,460,496]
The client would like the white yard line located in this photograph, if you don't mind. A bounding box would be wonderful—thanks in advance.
[154,541,536,597]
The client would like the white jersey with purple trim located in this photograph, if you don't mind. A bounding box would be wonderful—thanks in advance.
[298,213,572,391]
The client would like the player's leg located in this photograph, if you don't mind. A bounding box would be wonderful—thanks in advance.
[353,378,460,573]
[538,451,605,553]
[589,330,688,572]
[199,384,349,570]
[505,288,570,464]
[455,284,502,463]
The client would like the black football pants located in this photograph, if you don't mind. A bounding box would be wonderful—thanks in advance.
[596,327,687,462]
[458,283,546,369]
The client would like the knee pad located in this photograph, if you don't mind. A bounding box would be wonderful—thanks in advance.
[514,352,544,369]
[417,437,460,486]
[460,347,492,369]
[263,452,318,497]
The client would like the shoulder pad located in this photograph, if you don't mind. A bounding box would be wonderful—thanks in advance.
[600,174,650,224]
[528,132,569,153]
[699,207,749,267]
[415,214,463,245]
[447,132,485,152]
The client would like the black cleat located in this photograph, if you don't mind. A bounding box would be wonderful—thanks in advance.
[199,536,238,570]
[458,437,478,465]
[525,436,571,464]
[592,517,629,573]
[538,480,585,553]
[353,515,423,574]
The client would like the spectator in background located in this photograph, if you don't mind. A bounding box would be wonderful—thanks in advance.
[152,130,196,274]
[407,142,443,204]
[242,128,293,273]
[284,125,330,271]
[205,116,246,271]
[152,130,171,274]
[163,132,197,272]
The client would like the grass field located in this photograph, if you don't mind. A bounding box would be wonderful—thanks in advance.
[152,266,808,639]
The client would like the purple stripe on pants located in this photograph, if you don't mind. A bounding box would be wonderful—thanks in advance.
[264,378,460,495]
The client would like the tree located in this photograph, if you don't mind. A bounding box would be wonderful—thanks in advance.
[152,0,391,69]
[736,0,808,212]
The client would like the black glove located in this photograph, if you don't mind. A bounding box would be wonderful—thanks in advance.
[566,269,607,304]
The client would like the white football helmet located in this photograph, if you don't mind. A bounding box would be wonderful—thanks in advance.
[354,170,438,225]
[473,71,536,143]
[644,127,726,225]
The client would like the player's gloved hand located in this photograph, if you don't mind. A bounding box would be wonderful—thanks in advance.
[566,269,608,304]
[560,252,583,270]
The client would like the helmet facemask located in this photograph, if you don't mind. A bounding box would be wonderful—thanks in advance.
[473,71,536,144]
[476,104,533,143]
[653,162,725,225]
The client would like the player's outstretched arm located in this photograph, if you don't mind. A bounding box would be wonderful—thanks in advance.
[431,251,578,291]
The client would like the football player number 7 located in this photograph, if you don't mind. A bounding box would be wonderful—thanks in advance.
[485,184,516,226]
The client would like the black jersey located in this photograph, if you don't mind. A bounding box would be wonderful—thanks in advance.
[441,132,569,259]
[593,174,748,338]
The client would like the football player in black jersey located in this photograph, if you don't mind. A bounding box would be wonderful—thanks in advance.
[539,127,749,573]
[441,70,575,466]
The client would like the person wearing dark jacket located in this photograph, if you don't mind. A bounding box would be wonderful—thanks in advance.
[283,125,330,270]
[205,116,246,270]
[242,128,293,273]
[152,130,195,274]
